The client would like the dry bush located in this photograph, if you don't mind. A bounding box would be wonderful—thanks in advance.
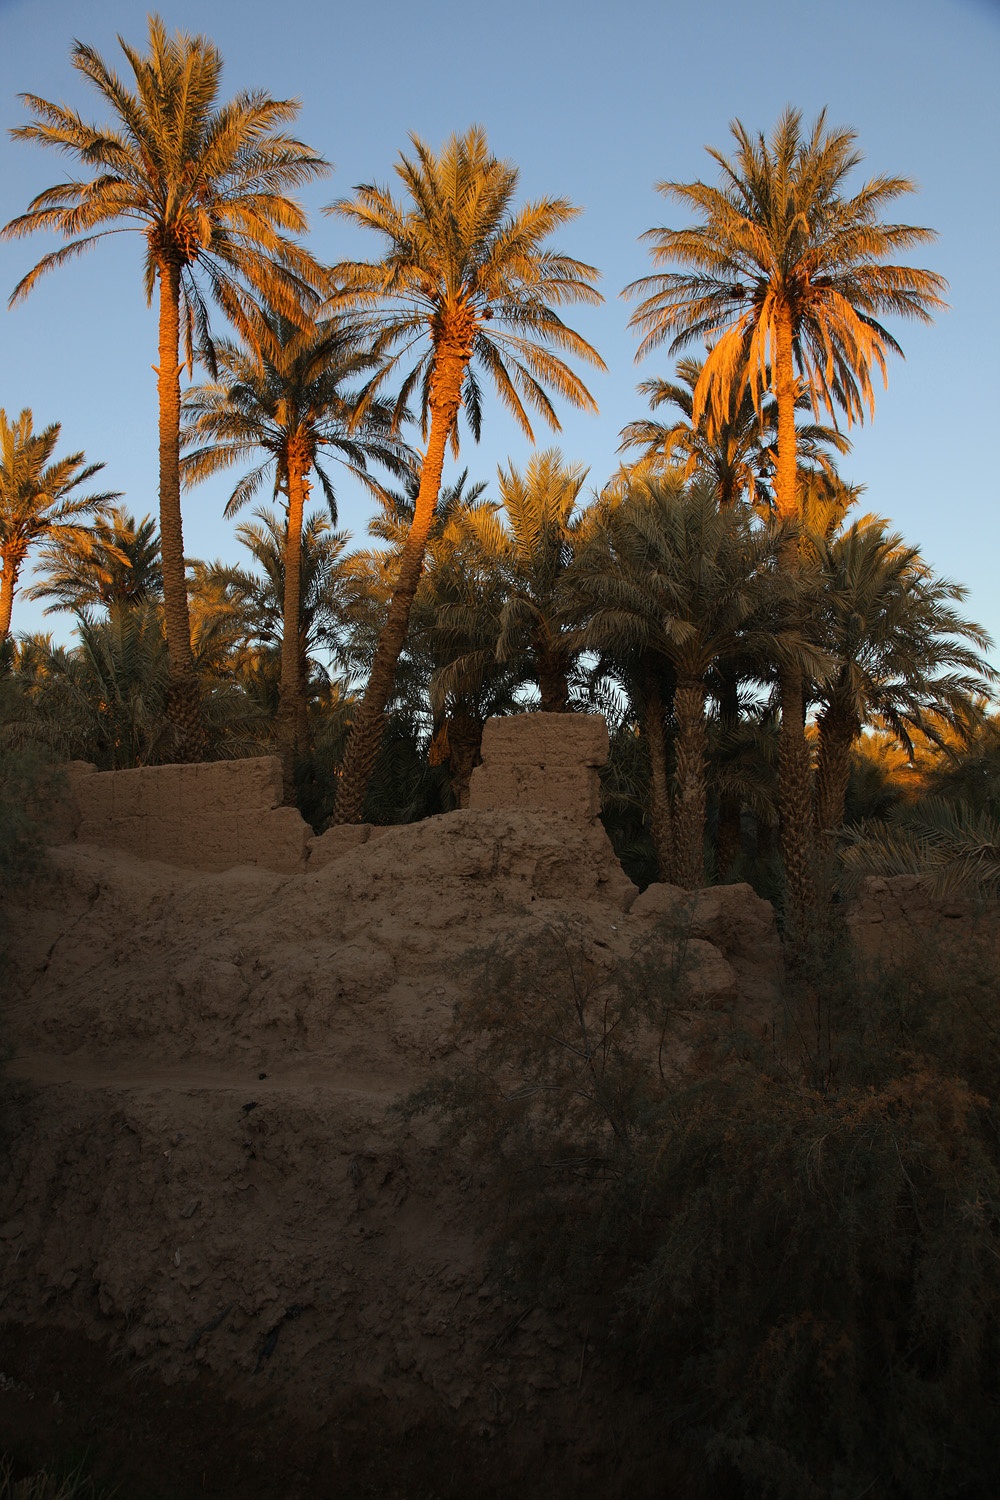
[410,920,1000,1500]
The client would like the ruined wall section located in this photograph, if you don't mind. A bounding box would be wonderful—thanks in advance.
[67,758,310,874]
[468,712,608,817]
[60,714,614,876]
[845,873,1000,967]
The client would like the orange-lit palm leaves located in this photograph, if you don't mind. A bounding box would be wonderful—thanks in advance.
[324,126,604,821]
[624,108,945,523]
[0,408,119,644]
[3,15,329,757]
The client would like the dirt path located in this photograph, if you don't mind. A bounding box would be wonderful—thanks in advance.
[5,1053,406,1096]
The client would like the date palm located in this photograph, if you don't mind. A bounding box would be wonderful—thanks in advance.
[27,505,162,617]
[2,15,329,758]
[182,309,412,793]
[0,408,119,645]
[446,450,589,713]
[194,506,354,755]
[571,475,799,889]
[619,356,849,511]
[811,518,995,832]
[625,108,945,920]
[324,125,604,822]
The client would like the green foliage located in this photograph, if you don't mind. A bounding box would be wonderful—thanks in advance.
[410,921,1000,1500]
[839,797,1000,898]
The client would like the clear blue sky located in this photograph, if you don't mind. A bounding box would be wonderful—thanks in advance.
[2,0,998,658]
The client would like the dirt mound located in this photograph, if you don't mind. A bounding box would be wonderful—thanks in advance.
[1,808,778,1495]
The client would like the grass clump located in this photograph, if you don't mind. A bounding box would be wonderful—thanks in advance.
[0,1456,116,1500]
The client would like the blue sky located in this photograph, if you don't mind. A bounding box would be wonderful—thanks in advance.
[2,0,998,659]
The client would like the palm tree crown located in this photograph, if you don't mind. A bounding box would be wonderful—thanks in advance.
[624,107,946,480]
[619,356,850,511]
[4,15,328,350]
[0,408,119,643]
[326,125,604,444]
[28,506,162,618]
[181,313,412,520]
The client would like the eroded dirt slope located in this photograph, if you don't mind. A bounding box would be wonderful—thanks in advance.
[0,809,777,1495]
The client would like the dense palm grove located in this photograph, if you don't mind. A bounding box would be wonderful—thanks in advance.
[1,22,995,910]
[3,21,1000,1500]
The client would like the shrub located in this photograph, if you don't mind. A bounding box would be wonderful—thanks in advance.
[410,920,1000,1499]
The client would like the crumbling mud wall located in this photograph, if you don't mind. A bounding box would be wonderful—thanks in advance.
[64,757,312,873]
[468,712,608,817]
[57,714,616,875]
[1,805,783,1497]
[845,873,1000,968]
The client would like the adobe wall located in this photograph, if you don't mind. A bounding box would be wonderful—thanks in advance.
[65,758,310,874]
[467,712,608,817]
[845,874,1000,968]
[56,714,612,874]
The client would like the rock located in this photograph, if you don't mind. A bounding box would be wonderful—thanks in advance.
[631,881,783,1009]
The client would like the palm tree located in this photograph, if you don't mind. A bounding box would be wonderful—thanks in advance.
[0,408,119,645]
[193,506,355,753]
[324,125,604,822]
[571,475,794,889]
[810,517,995,832]
[619,356,849,511]
[27,505,162,617]
[624,108,946,920]
[182,310,412,793]
[2,15,329,758]
[621,358,850,867]
[442,450,589,713]
[399,476,518,806]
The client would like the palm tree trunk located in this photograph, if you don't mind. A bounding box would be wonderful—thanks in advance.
[157,256,204,763]
[537,642,570,712]
[641,658,675,883]
[278,440,309,801]
[447,705,485,808]
[0,549,22,645]
[332,343,470,824]
[815,705,857,833]
[716,666,742,877]
[774,304,815,922]
[673,673,708,890]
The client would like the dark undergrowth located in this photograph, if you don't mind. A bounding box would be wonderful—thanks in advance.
[406,912,1000,1500]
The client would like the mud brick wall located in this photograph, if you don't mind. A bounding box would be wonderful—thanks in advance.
[467,713,608,817]
[66,758,310,873]
[845,873,1000,968]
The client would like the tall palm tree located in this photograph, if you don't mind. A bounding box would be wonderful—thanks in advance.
[810,518,995,832]
[621,358,850,867]
[27,505,162,617]
[624,108,946,920]
[0,408,119,645]
[2,15,329,758]
[324,125,604,822]
[181,310,412,793]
